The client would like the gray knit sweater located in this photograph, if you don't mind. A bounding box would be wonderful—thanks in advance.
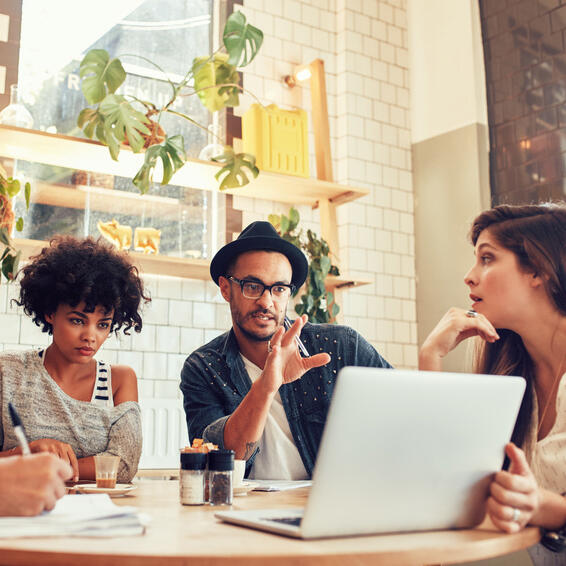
[0,349,142,482]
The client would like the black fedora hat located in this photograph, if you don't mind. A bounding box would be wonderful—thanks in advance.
[210,221,308,288]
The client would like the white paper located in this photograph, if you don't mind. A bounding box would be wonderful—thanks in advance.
[251,479,312,492]
[0,494,147,538]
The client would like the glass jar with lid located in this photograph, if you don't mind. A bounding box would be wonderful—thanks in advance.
[207,449,234,506]
[179,452,207,505]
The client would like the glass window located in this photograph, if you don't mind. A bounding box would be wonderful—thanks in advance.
[19,0,211,156]
[6,0,222,261]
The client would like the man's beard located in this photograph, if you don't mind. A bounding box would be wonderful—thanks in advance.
[235,321,275,342]
[233,307,283,342]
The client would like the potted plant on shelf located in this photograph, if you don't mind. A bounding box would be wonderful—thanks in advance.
[76,11,262,195]
[0,163,30,282]
[269,207,340,323]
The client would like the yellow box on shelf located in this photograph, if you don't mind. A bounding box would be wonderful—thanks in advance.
[243,104,309,178]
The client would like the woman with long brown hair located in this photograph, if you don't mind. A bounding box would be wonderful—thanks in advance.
[419,203,566,563]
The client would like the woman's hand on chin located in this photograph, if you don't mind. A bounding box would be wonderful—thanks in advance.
[419,307,500,371]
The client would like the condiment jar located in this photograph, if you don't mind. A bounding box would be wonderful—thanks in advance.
[207,449,234,506]
[180,452,207,505]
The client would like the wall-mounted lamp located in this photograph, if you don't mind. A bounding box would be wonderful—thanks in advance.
[283,64,312,88]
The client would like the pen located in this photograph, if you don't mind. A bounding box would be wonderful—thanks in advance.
[284,316,310,357]
[8,402,31,456]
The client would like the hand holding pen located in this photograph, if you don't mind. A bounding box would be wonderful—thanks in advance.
[264,315,330,390]
[284,316,310,357]
[1,409,71,515]
[8,402,31,455]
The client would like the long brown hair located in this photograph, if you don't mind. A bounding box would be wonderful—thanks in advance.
[470,203,566,447]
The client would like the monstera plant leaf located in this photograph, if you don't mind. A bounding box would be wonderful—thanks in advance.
[133,135,185,194]
[97,94,150,159]
[192,53,240,113]
[77,107,106,141]
[213,148,259,191]
[223,11,263,67]
[79,49,126,105]
[76,13,265,195]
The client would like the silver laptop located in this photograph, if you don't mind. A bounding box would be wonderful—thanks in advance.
[215,367,525,539]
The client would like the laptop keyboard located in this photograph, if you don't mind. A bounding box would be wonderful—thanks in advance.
[269,516,302,527]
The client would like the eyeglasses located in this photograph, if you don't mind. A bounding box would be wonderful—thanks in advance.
[227,276,295,300]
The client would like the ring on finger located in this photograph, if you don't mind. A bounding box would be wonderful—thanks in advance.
[267,340,272,353]
[466,309,478,318]
[512,507,520,522]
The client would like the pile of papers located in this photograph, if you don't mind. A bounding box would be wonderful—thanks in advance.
[0,494,148,538]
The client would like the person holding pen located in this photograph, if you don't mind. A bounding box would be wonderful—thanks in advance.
[0,403,71,516]
[0,454,71,516]
[0,235,150,483]
[180,221,391,481]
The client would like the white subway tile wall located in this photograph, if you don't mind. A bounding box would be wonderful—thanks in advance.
[0,0,416,462]
[237,0,415,367]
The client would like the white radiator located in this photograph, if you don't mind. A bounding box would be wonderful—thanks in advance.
[138,398,188,469]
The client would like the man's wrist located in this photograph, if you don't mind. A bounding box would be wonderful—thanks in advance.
[254,374,279,399]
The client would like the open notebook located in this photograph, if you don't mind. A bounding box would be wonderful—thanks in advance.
[0,494,146,538]
[216,367,525,539]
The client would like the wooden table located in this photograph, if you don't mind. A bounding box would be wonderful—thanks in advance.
[0,480,540,566]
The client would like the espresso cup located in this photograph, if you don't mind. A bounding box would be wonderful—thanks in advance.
[94,454,120,488]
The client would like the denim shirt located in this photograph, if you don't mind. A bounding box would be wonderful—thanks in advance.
[180,322,391,478]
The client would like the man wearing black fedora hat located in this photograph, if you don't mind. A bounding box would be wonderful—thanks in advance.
[180,221,391,480]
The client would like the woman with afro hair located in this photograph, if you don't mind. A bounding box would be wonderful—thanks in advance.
[0,235,150,483]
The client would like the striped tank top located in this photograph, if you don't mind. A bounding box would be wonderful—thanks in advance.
[38,350,114,407]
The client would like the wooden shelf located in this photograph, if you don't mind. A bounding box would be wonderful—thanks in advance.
[14,238,371,290]
[3,126,370,288]
[30,182,202,221]
[0,125,369,208]
[14,238,211,280]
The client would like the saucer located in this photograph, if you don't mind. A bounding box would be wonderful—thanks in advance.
[233,481,259,496]
[75,483,137,497]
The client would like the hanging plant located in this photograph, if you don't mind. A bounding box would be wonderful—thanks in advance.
[77,11,262,195]
[269,207,340,323]
[0,164,30,282]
